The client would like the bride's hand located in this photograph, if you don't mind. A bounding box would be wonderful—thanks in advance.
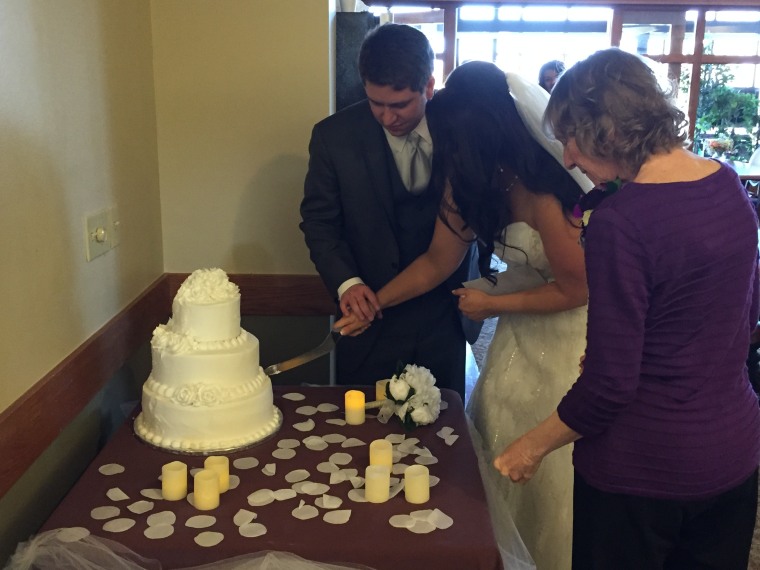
[334,313,372,337]
[452,288,492,321]
[493,433,544,484]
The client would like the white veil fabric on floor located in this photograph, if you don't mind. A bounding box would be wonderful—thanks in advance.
[6,528,375,570]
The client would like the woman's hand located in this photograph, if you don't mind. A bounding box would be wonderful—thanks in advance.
[452,288,493,321]
[334,312,372,337]
[493,433,545,484]
[493,411,581,483]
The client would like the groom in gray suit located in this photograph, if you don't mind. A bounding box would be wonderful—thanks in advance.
[300,24,480,401]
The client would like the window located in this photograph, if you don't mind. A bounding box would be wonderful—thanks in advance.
[365,2,760,162]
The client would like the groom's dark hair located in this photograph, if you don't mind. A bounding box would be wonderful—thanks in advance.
[358,24,434,93]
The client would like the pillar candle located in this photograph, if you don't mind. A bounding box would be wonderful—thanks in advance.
[365,465,390,503]
[161,461,187,501]
[369,439,393,469]
[404,465,430,504]
[193,469,220,510]
[344,390,365,425]
[375,379,390,401]
[204,455,230,493]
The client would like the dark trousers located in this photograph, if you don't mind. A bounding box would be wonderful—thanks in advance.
[336,297,466,401]
[572,469,758,570]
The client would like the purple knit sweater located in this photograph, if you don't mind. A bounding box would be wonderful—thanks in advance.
[558,162,760,500]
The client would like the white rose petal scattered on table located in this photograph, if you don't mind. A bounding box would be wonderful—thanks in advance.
[323,509,351,525]
[186,493,196,507]
[144,523,174,540]
[233,509,257,526]
[436,426,454,438]
[303,436,328,451]
[315,494,342,509]
[340,468,358,479]
[186,515,216,528]
[329,471,347,485]
[389,514,415,528]
[349,476,364,489]
[385,434,406,445]
[321,433,346,444]
[392,463,409,475]
[429,508,454,530]
[233,457,260,470]
[325,418,346,426]
[430,475,440,487]
[103,518,136,533]
[57,527,90,542]
[440,400,448,410]
[392,450,406,463]
[239,522,267,538]
[140,488,164,500]
[292,500,319,520]
[282,392,306,401]
[106,487,129,501]
[389,480,405,499]
[292,419,316,432]
[277,438,301,449]
[299,482,331,496]
[397,438,419,452]
[147,511,176,526]
[317,461,340,474]
[443,435,459,446]
[328,452,352,465]
[414,446,433,457]
[347,489,366,502]
[229,475,240,490]
[316,403,339,413]
[262,463,276,476]
[408,520,436,534]
[90,506,120,520]
[98,464,125,476]
[285,469,311,483]
[273,488,297,501]
[295,405,319,416]
[415,455,439,466]
[247,489,275,507]
[340,438,365,448]
[194,531,224,547]
[272,448,296,460]
[127,501,154,515]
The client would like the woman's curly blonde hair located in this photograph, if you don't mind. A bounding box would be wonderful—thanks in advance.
[544,48,689,178]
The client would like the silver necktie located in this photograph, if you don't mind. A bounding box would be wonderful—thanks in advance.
[406,131,431,194]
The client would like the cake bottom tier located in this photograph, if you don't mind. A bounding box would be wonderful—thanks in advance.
[134,373,281,453]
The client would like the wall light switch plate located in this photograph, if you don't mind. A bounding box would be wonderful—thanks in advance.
[84,209,111,261]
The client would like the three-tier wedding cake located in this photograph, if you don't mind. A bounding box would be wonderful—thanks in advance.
[134,268,281,452]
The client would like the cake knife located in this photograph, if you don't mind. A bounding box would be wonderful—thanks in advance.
[264,329,342,376]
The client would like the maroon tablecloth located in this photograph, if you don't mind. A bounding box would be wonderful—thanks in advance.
[41,386,502,570]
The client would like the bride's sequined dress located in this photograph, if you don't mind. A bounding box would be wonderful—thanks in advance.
[467,222,587,570]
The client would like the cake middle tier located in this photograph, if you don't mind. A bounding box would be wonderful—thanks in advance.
[151,329,260,386]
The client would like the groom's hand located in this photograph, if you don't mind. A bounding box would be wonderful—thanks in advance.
[334,313,372,337]
[340,284,382,322]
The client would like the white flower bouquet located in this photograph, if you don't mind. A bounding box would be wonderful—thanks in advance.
[375,364,442,429]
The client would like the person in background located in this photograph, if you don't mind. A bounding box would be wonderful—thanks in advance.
[337,61,591,569]
[300,23,480,400]
[495,48,760,569]
[538,59,565,93]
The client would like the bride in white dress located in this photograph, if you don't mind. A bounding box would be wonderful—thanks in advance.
[467,221,587,570]
[336,62,592,569]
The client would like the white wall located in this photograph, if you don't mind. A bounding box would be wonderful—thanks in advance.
[152,0,333,273]
[0,0,163,412]
[0,0,335,415]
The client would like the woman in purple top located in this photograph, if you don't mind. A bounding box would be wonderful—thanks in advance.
[494,48,760,569]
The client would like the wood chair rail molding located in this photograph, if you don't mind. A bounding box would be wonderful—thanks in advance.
[0,273,334,499]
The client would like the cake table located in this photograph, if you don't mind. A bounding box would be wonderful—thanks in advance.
[40,386,503,570]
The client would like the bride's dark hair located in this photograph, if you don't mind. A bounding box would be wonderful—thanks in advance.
[427,61,582,277]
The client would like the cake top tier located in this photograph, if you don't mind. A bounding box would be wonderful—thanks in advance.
[170,268,241,342]
[175,268,239,305]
